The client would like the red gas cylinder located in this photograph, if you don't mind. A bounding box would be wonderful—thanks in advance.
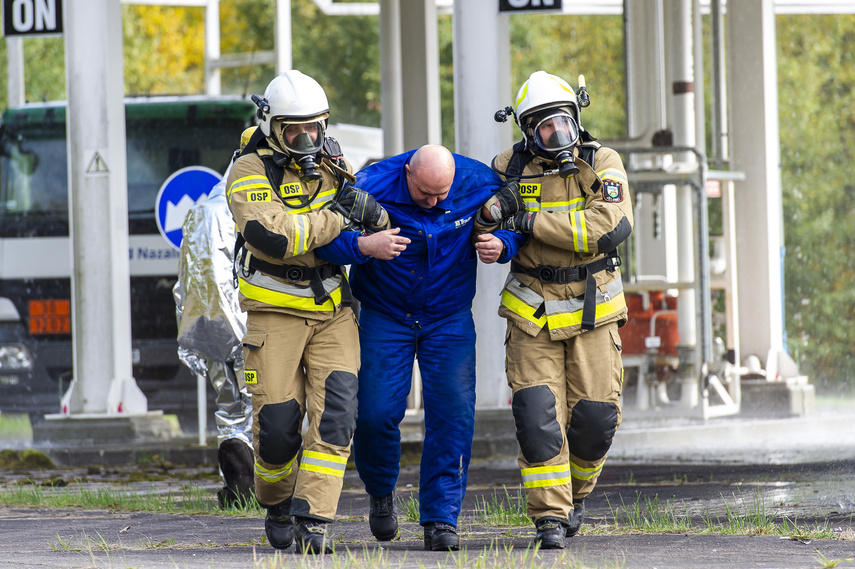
[622,291,680,357]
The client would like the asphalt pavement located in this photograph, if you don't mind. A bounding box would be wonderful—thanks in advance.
[1,404,854,568]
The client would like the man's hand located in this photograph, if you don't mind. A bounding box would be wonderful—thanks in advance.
[481,181,525,223]
[337,188,389,231]
[357,227,411,260]
[500,211,537,234]
[474,234,504,264]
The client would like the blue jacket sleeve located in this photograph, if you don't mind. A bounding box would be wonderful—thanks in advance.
[495,229,527,264]
[314,230,372,266]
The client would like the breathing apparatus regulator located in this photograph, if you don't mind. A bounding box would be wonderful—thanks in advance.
[494,71,591,179]
[252,70,330,184]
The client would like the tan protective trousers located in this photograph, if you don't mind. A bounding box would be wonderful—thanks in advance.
[505,320,624,522]
[242,308,360,521]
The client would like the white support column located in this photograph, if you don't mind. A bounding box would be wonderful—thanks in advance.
[205,0,221,95]
[727,0,785,366]
[379,0,404,156]
[665,0,700,407]
[399,0,441,149]
[63,0,146,415]
[275,0,292,72]
[624,0,675,283]
[6,37,25,107]
[453,0,512,408]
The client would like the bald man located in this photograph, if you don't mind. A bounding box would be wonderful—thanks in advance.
[316,145,504,550]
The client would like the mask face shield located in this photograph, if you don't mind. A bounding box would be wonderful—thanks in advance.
[532,113,579,154]
[272,119,326,156]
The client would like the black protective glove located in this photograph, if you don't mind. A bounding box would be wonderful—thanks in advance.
[488,180,526,221]
[337,187,389,231]
[500,210,537,234]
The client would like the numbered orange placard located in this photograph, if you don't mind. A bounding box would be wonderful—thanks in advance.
[29,299,71,335]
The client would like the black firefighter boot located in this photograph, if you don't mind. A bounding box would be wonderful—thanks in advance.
[369,490,399,541]
[533,516,567,549]
[264,499,294,549]
[293,516,334,554]
[216,438,255,509]
[566,499,586,537]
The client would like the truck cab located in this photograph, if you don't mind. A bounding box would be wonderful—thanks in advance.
[0,96,257,431]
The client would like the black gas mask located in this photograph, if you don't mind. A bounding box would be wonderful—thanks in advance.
[278,121,326,184]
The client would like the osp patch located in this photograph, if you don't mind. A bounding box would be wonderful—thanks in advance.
[603,180,623,203]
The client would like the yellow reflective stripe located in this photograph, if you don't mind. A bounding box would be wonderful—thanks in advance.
[292,215,308,256]
[239,278,341,312]
[255,455,298,483]
[570,459,603,481]
[569,209,588,253]
[283,190,336,214]
[520,464,571,489]
[301,450,347,478]
[501,289,547,329]
[523,199,541,212]
[598,167,628,185]
[541,197,585,211]
[548,290,626,329]
[228,175,271,200]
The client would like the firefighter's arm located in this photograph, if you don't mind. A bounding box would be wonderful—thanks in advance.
[226,159,347,259]
[531,149,633,255]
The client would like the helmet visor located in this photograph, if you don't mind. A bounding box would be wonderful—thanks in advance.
[275,119,325,156]
[532,113,579,153]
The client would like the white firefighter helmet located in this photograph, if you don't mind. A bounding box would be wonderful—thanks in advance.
[257,70,329,157]
[513,71,581,157]
[514,71,579,126]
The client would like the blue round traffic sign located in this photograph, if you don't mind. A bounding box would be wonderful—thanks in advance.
[155,166,222,250]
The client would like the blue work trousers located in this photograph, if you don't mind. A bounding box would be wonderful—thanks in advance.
[353,305,477,526]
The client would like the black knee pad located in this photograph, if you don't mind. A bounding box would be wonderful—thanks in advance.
[258,399,302,465]
[512,385,563,464]
[567,399,618,461]
[319,370,359,447]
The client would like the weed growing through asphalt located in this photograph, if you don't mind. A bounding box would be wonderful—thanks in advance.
[814,550,855,568]
[251,542,626,569]
[474,486,531,526]
[606,491,693,533]
[399,491,420,523]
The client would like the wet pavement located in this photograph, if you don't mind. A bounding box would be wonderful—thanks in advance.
[1,404,854,568]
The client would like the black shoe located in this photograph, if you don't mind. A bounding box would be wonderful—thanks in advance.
[264,499,294,549]
[423,522,459,551]
[566,500,585,537]
[369,491,398,541]
[294,517,333,554]
[217,439,255,509]
[533,517,566,550]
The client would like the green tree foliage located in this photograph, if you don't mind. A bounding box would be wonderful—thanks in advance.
[509,14,626,140]
[0,7,852,392]
[777,14,855,394]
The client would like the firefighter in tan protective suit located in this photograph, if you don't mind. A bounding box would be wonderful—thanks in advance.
[226,70,395,554]
[473,71,633,549]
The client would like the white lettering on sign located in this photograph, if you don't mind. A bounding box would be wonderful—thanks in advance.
[508,0,555,7]
[11,0,57,32]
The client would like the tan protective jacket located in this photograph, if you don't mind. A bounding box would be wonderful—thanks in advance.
[226,141,355,320]
[475,140,633,341]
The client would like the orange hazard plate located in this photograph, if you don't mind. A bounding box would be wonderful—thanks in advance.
[29,299,71,335]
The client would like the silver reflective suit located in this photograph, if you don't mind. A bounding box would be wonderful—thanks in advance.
[174,163,252,448]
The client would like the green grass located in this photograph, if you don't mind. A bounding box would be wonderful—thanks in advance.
[0,413,32,443]
[252,543,625,569]
[0,479,260,516]
[474,486,531,527]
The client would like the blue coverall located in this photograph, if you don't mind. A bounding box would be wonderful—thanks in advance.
[317,149,519,526]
